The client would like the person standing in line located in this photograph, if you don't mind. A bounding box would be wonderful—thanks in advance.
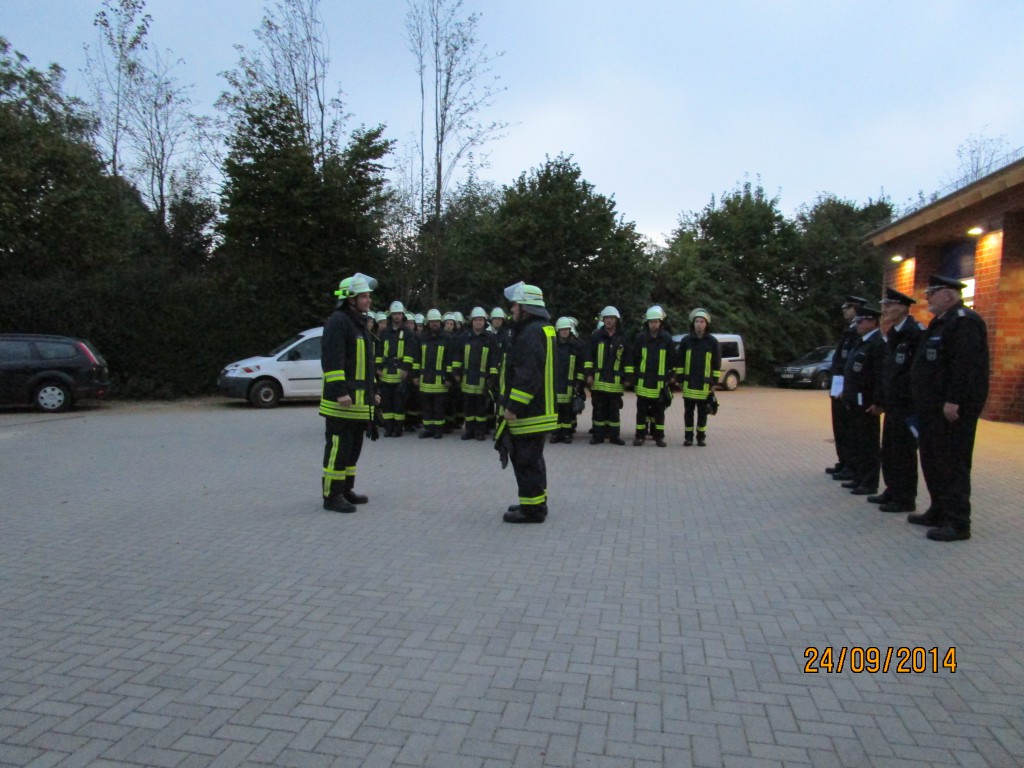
[827,296,868,480]
[867,288,924,512]
[498,282,557,524]
[416,309,452,439]
[584,307,632,445]
[632,306,675,447]
[320,273,379,514]
[454,307,498,440]
[839,305,885,495]
[552,316,585,444]
[675,308,720,447]
[376,300,418,437]
[908,275,989,542]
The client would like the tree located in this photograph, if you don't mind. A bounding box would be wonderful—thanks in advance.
[947,128,1010,187]
[84,0,151,179]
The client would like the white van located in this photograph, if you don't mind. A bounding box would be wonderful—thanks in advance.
[217,327,324,407]
[671,333,746,390]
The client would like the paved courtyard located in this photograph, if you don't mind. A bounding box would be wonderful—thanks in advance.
[1,387,1022,767]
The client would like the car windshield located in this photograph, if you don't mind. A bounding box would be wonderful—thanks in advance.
[266,335,303,357]
[796,347,831,364]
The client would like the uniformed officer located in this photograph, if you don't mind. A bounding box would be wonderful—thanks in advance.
[908,275,989,541]
[867,288,924,512]
[585,306,632,445]
[839,305,885,495]
[632,306,675,447]
[320,273,379,513]
[828,296,868,480]
[498,282,557,524]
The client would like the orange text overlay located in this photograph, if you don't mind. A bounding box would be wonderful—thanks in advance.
[803,647,957,673]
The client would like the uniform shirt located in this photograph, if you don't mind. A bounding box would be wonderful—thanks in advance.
[632,328,675,399]
[881,315,923,413]
[910,303,989,417]
[320,303,376,420]
[841,328,885,410]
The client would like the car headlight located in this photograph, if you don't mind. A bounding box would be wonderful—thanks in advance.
[800,366,817,376]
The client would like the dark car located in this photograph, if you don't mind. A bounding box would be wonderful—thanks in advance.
[775,345,834,389]
[0,334,111,412]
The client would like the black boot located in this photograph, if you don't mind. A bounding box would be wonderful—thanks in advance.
[324,493,356,513]
[343,478,368,505]
[696,433,706,447]
[503,504,546,524]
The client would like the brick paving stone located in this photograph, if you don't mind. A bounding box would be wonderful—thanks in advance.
[1,390,1022,766]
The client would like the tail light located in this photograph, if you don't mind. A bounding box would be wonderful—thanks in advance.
[76,341,100,365]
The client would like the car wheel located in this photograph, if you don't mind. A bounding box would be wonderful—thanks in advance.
[722,371,740,391]
[34,381,72,412]
[811,371,832,390]
[248,379,282,408]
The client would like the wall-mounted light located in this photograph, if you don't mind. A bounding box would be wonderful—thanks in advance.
[966,226,984,236]
[890,254,904,262]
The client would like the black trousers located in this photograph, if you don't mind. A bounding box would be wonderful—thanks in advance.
[683,397,709,438]
[918,410,979,530]
[635,396,666,438]
[463,392,489,433]
[831,395,853,467]
[323,417,365,498]
[880,410,918,504]
[591,391,622,439]
[846,406,880,490]
[509,432,547,510]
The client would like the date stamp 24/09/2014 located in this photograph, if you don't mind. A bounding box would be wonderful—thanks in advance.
[803,647,957,673]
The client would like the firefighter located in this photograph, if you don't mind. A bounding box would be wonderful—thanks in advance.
[488,307,512,432]
[632,305,675,447]
[416,309,453,439]
[376,300,418,437]
[320,273,379,513]
[585,306,633,445]
[498,282,557,524]
[453,307,498,440]
[552,316,585,444]
[676,308,721,446]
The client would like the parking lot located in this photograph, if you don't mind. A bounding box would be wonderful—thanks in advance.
[2,388,1023,767]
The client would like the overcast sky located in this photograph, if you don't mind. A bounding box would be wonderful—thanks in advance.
[4,0,1024,244]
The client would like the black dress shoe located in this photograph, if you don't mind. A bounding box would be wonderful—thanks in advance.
[825,465,840,475]
[850,486,877,495]
[879,502,915,513]
[833,470,854,481]
[866,493,890,504]
[926,525,970,542]
[343,489,368,505]
[907,509,943,526]
[841,480,860,489]
[323,496,356,513]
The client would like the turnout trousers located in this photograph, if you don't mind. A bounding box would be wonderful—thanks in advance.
[880,410,918,505]
[683,397,709,440]
[323,417,365,500]
[917,410,979,531]
[379,382,406,429]
[509,432,548,512]
[635,395,666,439]
[590,391,622,440]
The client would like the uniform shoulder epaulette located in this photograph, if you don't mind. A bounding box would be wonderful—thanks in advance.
[957,308,966,317]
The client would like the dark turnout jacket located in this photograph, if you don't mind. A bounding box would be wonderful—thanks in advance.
[320,303,376,421]
[500,314,556,436]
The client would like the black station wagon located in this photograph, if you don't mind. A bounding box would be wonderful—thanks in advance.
[0,334,111,412]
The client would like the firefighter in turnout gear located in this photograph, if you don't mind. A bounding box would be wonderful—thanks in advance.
[552,316,585,444]
[454,307,498,440]
[376,300,418,437]
[320,273,379,513]
[416,309,453,439]
[498,282,557,524]
[585,306,633,445]
[676,308,720,446]
[633,306,675,447]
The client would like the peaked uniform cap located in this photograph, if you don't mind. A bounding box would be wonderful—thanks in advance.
[926,274,967,292]
[881,288,916,306]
